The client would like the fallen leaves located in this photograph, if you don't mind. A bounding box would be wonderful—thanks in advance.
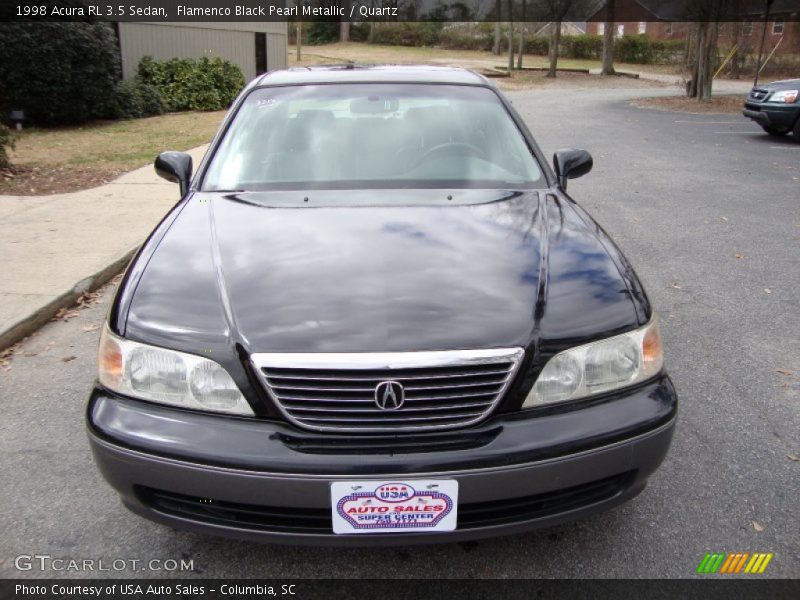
[82,323,100,333]
[60,355,77,363]
[734,253,746,260]
[764,288,772,294]
[787,453,799,462]
[752,521,764,532]
[51,308,81,322]
[670,282,682,289]
[776,369,794,376]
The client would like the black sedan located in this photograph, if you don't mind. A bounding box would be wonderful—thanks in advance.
[87,65,677,545]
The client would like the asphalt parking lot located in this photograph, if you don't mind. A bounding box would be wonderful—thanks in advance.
[0,86,797,579]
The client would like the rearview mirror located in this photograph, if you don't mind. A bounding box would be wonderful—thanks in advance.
[553,149,593,190]
[155,151,193,197]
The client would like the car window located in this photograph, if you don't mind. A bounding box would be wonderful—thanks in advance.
[202,84,544,191]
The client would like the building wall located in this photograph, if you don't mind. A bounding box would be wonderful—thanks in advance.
[719,19,800,55]
[117,22,287,82]
[585,21,688,41]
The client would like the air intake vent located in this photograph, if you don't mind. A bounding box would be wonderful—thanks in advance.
[251,349,525,433]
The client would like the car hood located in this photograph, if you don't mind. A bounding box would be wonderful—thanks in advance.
[124,190,645,355]
[761,78,800,91]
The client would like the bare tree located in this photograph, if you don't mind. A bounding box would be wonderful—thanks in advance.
[507,0,515,70]
[542,0,585,78]
[517,0,526,69]
[686,0,745,102]
[601,0,615,75]
[296,21,302,62]
[729,21,742,79]
[493,0,502,55]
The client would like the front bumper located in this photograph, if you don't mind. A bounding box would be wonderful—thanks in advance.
[87,376,677,545]
[743,103,799,129]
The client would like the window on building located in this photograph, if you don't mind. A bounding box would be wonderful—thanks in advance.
[665,23,673,35]
[597,23,605,35]
[773,18,784,34]
[616,24,624,37]
[742,21,753,35]
[255,32,267,75]
[638,22,646,34]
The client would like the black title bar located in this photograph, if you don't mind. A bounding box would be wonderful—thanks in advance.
[2,0,800,22]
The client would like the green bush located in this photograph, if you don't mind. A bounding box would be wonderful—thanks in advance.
[370,22,444,47]
[137,56,245,112]
[614,35,657,64]
[305,20,339,45]
[0,22,121,125]
[564,34,603,59]
[108,80,165,119]
[0,123,14,169]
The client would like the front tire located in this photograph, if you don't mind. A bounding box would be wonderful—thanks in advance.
[761,125,788,136]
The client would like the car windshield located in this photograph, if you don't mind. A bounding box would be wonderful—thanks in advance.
[202,83,544,191]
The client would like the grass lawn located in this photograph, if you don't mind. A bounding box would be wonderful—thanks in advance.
[1,110,225,196]
[288,41,681,78]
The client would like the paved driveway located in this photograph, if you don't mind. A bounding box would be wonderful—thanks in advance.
[0,87,797,579]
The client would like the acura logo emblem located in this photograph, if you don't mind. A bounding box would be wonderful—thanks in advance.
[374,381,404,410]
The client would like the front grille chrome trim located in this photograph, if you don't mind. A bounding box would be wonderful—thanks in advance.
[251,348,525,433]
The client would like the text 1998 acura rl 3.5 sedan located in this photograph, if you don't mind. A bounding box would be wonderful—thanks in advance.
[87,66,677,544]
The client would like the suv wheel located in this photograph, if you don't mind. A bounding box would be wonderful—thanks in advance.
[762,125,788,136]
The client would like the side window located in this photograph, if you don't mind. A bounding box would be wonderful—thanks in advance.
[772,19,784,35]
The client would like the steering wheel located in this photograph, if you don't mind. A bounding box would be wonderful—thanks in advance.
[405,142,488,171]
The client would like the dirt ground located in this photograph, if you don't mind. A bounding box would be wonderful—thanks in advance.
[630,94,747,114]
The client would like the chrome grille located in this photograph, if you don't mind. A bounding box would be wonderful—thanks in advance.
[750,88,769,101]
[251,349,525,433]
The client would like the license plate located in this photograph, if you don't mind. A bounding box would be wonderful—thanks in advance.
[330,480,458,534]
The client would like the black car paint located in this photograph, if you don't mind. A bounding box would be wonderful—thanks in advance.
[91,67,676,543]
[110,72,650,419]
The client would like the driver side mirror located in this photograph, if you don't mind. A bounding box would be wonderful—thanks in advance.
[553,148,593,191]
[155,151,193,197]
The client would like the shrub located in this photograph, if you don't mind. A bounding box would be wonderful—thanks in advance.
[305,20,339,45]
[107,80,165,119]
[614,35,658,64]
[0,22,122,125]
[564,34,603,59]
[0,123,14,169]
[137,56,245,112]
[370,22,444,47]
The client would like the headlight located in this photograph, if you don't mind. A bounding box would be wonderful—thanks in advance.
[768,89,798,103]
[98,326,253,416]
[523,317,663,408]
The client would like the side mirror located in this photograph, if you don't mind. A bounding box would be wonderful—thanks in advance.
[155,151,193,197]
[553,148,593,190]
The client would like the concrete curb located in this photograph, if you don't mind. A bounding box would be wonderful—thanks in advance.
[0,247,136,350]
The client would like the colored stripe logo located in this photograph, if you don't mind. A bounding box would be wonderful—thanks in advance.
[696,552,773,574]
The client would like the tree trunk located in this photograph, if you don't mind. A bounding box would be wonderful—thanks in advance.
[508,21,514,71]
[340,10,350,43]
[517,0,526,70]
[493,0,502,55]
[296,21,301,62]
[548,22,561,77]
[729,22,742,79]
[687,24,702,97]
[601,0,615,75]
[699,22,718,101]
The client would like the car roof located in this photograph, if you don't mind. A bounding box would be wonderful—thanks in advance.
[255,64,491,87]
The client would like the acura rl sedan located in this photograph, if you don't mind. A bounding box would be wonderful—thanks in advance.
[87,65,677,544]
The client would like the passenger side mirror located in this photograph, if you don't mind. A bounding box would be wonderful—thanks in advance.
[553,149,593,190]
[155,151,193,197]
